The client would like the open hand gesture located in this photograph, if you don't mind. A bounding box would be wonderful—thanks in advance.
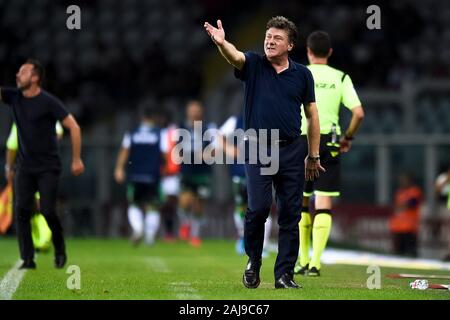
[304,157,326,181]
[204,20,225,46]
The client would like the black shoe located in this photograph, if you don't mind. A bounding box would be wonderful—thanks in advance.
[55,254,67,269]
[294,263,309,275]
[242,259,261,289]
[130,233,143,247]
[275,273,301,289]
[19,260,36,270]
[307,267,320,277]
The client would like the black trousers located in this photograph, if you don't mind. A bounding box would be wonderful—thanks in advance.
[15,167,65,261]
[392,232,418,257]
[244,139,306,280]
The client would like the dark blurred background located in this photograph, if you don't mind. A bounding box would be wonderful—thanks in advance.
[0,0,449,258]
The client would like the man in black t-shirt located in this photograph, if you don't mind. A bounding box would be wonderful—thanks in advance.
[1,59,85,269]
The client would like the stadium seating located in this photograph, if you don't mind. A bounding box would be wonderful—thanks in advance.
[0,0,209,128]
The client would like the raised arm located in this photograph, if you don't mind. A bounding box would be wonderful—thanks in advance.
[62,114,84,176]
[303,102,325,181]
[204,20,246,70]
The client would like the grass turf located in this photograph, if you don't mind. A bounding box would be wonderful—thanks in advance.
[0,238,449,300]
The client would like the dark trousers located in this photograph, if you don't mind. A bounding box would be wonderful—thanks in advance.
[160,195,178,236]
[15,167,65,261]
[392,232,418,257]
[244,139,305,279]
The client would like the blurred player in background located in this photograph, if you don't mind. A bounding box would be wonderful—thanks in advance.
[0,59,84,269]
[114,106,164,246]
[177,100,215,247]
[389,173,422,257]
[5,122,64,252]
[158,110,180,242]
[435,165,450,261]
[295,31,364,277]
[217,113,272,257]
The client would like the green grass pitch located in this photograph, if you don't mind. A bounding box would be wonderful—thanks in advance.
[0,238,449,300]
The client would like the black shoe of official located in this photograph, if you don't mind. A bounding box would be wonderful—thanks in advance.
[307,267,320,277]
[242,259,261,289]
[275,273,301,289]
[19,260,36,270]
[294,263,309,275]
[55,254,67,269]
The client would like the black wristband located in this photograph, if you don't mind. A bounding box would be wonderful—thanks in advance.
[344,134,354,141]
[307,155,320,161]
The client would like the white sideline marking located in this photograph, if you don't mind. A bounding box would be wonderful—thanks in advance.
[144,257,170,273]
[144,257,201,299]
[321,248,450,271]
[0,260,27,300]
[169,282,202,300]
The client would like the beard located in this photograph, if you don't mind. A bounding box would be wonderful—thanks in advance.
[17,79,32,91]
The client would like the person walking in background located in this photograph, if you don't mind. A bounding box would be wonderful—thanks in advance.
[389,173,423,257]
[0,59,84,269]
[295,31,364,277]
[176,100,215,247]
[114,105,164,246]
